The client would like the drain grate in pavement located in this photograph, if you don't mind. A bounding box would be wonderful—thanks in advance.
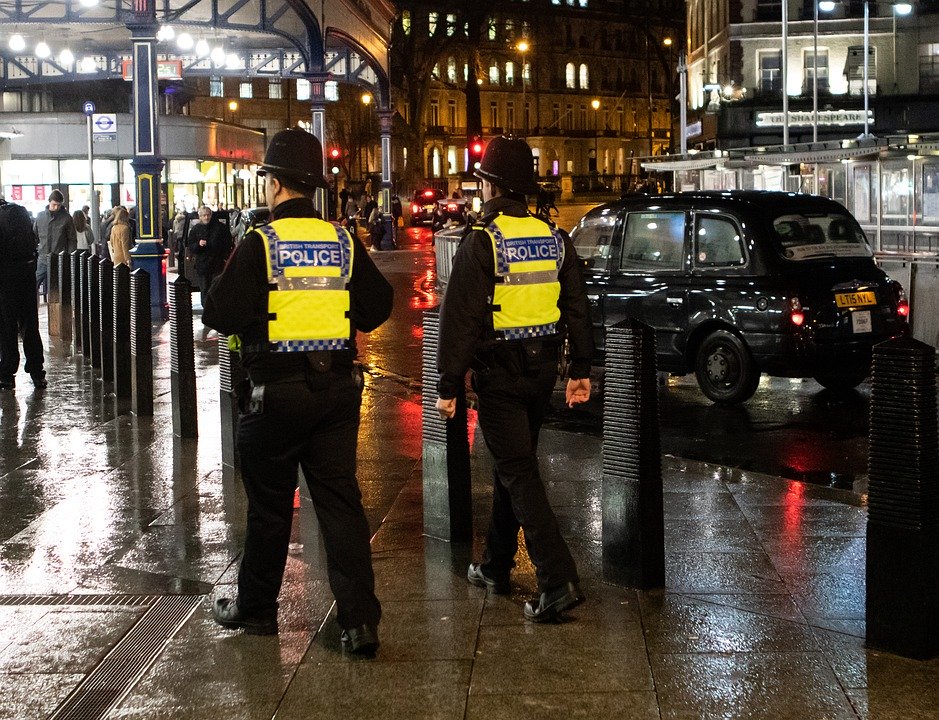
[0,594,156,607]
[46,594,203,720]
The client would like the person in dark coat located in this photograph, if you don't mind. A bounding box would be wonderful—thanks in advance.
[203,129,393,655]
[0,198,47,389]
[186,206,231,303]
[436,137,594,623]
[32,189,76,294]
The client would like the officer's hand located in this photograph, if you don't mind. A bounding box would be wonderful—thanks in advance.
[436,397,456,420]
[565,378,591,407]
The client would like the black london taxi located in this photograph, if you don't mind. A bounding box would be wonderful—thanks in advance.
[570,191,910,404]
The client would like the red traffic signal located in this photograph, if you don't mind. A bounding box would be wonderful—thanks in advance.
[471,141,483,155]
[329,147,341,159]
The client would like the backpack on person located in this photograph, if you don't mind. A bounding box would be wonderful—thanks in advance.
[0,201,38,262]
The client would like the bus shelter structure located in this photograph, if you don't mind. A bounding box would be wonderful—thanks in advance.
[0,0,396,318]
[642,134,939,351]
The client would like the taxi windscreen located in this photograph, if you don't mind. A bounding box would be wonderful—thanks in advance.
[772,212,873,261]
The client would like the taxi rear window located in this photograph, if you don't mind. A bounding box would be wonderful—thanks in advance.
[773,213,872,261]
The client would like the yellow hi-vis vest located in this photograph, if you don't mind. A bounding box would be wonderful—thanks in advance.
[481,213,564,340]
[256,217,353,352]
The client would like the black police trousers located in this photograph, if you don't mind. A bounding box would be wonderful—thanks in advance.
[474,357,579,593]
[0,262,45,383]
[235,367,381,630]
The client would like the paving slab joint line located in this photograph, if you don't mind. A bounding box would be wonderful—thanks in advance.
[46,594,204,720]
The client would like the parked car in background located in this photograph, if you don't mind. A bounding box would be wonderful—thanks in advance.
[431,197,467,232]
[570,191,910,403]
[410,188,445,226]
[232,207,270,244]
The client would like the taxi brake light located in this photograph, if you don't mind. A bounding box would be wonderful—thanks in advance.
[423,190,435,198]
[789,297,804,326]
[447,203,458,212]
[892,280,910,318]
[411,204,420,214]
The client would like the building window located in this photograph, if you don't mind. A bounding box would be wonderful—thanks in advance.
[507,102,515,130]
[239,81,253,99]
[505,20,515,40]
[448,99,457,128]
[919,43,939,93]
[505,61,515,85]
[803,49,829,94]
[489,64,500,85]
[428,12,438,36]
[430,101,439,126]
[758,50,782,93]
[579,63,589,90]
[565,62,576,89]
[488,17,497,41]
[756,0,781,22]
[552,103,561,125]
[268,79,282,99]
[579,104,587,130]
[490,101,499,129]
[446,14,456,36]
[402,10,411,35]
[464,64,469,82]
[296,78,310,100]
[565,103,573,130]
[523,62,531,82]
[447,56,457,83]
[845,45,876,96]
[210,76,223,97]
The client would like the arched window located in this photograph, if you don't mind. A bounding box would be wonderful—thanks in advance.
[488,17,497,40]
[489,64,500,85]
[402,10,411,35]
[579,63,589,89]
[565,62,576,89]
[428,12,438,36]
[505,61,515,84]
[447,57,457,83]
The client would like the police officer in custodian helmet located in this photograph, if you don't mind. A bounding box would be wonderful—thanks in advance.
[435,137,594,622]
[203,129,393,654]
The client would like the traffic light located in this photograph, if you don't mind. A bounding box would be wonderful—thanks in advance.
[328,147,341,160]
[468,136,484,170]
[328,147,342,175]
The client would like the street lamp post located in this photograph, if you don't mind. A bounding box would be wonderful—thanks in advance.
[813,0,820,143]
[517,41,529,136]
[782,0,789,145]
[893,3,913,92]
[591,98,600,187]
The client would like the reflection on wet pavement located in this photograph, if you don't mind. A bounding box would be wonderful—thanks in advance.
[0,248,935,719]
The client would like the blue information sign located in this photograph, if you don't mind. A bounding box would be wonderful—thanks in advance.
[83,100,95,116]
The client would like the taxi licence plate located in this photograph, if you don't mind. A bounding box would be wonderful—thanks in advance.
[835,291,876,308]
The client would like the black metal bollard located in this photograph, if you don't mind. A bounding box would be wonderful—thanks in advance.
[70,250,84,356]
[219,336,246,474]
[79,252,92,360]
[130,269,153,416]
[169,276,198,438]
[601,319,665,589]
[98,259,114,382]
[421,308,472,542]
[113,263,132,404]
[58,251,73,349]
[87,256,100,369]
[866,336,939,659]
[47,253,61,337]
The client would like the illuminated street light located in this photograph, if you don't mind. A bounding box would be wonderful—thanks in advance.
[9,34,26,53]
[78,0,99,6]
[79,56,97,73]
[35,42,50,59]
[517,40,530,134]
[361,92,372,105]
[177,33,194,51]
[228,100,238,112]
[157,25,175,42]
[195,39,210,57]
[210,46,226,66]
[663,37,673,47]
[59,48,74,65]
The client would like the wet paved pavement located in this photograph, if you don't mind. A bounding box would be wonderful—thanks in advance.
[1,240,938,719]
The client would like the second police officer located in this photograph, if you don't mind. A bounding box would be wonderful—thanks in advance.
[436,137,594,622]
[203,129,393,655]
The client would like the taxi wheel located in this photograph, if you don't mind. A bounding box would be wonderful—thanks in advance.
[813,370,868,392]
[694,330,760,404]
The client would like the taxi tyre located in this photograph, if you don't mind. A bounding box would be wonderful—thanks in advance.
[813,368,868,392]
[694,329,760,404]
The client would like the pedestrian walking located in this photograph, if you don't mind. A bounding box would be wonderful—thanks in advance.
[108,207,133,267]
[73,210,94,252]
[435,136,594,623]
[0,198,47,389]
[33,189,76,295]
[203,129,393,654]
[185,206,231,303]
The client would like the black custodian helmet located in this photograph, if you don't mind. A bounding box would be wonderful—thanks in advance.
[474,136,539,195]
[258,128,328,189]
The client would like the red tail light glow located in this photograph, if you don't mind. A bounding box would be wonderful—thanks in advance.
[446,203,458,212]
[892,280,910,318]
[423,190,435,197]
[411,204,420,214]
[788,297,804,326]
